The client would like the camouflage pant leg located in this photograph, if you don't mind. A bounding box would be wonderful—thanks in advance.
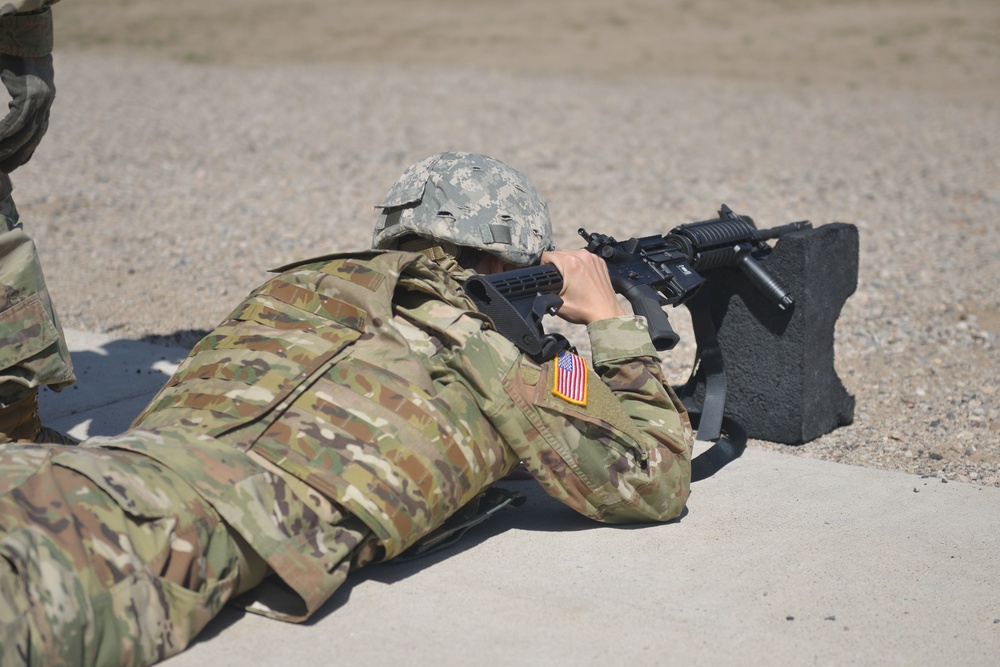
[0,185,75,403]
[0,444,244,667]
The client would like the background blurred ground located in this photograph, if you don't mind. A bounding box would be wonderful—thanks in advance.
[17,0,999,482]
[58,0,999,97]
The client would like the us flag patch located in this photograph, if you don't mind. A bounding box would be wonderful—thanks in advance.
[552,350,588,406]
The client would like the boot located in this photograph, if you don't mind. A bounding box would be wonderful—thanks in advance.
[0,389,78,445]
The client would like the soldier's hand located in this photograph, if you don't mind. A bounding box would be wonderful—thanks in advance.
[541,249,626,325]
[0,53,54,173]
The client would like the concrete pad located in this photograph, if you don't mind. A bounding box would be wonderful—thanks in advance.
[37,330,187,439]
[38,331,1000,666]
[161,451,999,667]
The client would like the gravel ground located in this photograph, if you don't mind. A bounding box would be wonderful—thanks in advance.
[13,47,998,485]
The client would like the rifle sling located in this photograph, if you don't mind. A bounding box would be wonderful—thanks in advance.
[688,414,747,483]
[685,290,725,442]
[682,290,747,481]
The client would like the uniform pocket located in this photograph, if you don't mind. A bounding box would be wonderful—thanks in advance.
[0,294,59,370]
[53,447,180,520]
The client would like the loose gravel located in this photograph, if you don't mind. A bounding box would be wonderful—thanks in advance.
[16,53,998,485]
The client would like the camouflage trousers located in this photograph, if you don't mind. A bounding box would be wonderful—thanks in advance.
[0,443,246,667]
[0,185,75,404]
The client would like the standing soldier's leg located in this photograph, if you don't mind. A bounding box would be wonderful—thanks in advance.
[0,444,252,667]
[0,175,75,444]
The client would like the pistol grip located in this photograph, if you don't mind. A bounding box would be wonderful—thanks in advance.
[624,283,680,350]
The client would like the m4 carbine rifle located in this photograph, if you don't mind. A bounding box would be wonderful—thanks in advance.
[464,204,811,363]
[465,204,812,464]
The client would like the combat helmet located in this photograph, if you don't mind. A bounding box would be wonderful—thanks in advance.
[372,152,553,267]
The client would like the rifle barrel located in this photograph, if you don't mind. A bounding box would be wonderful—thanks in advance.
[755,220,812,241]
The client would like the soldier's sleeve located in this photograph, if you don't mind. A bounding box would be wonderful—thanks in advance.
[0,1,59,17]
[0,2,59,56]
[497,315,692,523]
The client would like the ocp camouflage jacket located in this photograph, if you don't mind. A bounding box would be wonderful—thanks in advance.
[98,250,691,619]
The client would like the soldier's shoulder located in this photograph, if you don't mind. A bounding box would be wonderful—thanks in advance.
[268,249,389,274]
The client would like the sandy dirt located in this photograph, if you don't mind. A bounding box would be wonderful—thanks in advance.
[56,0,1000,97]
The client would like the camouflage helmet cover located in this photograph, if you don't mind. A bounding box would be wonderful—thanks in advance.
[371,152,554,266]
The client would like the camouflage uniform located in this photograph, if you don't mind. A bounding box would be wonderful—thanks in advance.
[0,1,75,413]
[0,246,691,665]
[0,186,74,403]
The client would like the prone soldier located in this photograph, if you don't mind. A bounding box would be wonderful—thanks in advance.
[0,152,692,666]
